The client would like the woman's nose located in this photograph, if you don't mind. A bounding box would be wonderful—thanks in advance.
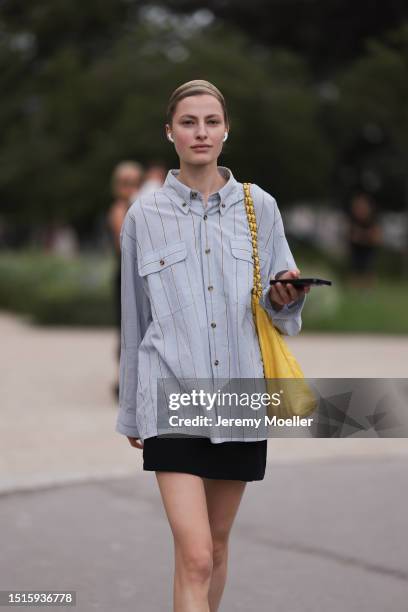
[195,124,209,139]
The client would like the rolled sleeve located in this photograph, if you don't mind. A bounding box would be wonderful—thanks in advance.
[259,199,306,336]
[260,287,306,334]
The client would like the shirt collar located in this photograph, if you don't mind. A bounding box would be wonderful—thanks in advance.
[163,166,243,216]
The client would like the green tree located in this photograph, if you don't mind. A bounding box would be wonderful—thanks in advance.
[328,24,408,271]
[0,11,332,228]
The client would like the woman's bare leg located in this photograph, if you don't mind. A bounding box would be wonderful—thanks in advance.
[203,478,247,612]
[155,471,213,612]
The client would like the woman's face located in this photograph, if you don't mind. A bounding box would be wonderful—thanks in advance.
[167,94,227,166]
[115,168,142,201]
[352,195,372,220]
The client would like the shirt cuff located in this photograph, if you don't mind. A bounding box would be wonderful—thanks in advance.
[260,285,306,319]
[115,418,140,439]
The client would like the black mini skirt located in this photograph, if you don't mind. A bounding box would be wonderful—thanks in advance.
[143,435,268,482]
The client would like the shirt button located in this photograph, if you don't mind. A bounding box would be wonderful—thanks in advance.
[211,322,216,328]
[191,191,198,199]
[160,259,165,266]
[205,248,211,254]
[182,202,187,207]
[208,285,213,291]
[221,203,226,208]
[203,214,208,220]
[214,360,219,366]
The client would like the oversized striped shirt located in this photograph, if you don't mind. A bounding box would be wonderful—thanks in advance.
[115,166,307,443]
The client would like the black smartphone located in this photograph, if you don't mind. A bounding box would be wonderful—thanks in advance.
[269,277,332,288]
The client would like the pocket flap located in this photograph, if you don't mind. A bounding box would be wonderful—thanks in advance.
[230,237,270,266]
[139,241,187,276]
[230,238,253,263]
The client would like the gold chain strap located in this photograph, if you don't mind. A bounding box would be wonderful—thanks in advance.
[243,183,263,300]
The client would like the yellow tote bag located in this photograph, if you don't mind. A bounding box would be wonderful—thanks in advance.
[243,183,317,420]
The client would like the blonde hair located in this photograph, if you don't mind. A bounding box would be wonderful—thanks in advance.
[166,79,229,128]
[111,160,143,196]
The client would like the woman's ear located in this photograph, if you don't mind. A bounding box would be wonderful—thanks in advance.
[165,124,173,143]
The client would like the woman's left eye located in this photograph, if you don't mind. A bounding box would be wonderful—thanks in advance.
[182,120,219,125]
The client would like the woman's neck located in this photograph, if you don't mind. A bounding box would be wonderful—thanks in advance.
[177,163,228,204]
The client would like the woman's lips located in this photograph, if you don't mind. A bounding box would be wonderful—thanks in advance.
[192,146,211,151]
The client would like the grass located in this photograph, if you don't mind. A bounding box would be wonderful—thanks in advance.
[303,281,408,334]
[0,250,407,333]
[0,250,116,326]
[297,256,408,334]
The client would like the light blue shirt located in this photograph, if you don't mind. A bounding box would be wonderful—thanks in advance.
[115,166,306,442]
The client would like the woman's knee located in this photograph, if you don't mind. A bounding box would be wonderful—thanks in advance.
[212,535,229,567]
[177,543,214,582]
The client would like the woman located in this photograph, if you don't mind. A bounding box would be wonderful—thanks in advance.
[107,160,144,398]
[347,191,382,288]
[116,80,310,611]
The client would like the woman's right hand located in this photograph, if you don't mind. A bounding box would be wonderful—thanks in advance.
[269,269,310,309]
[127,436,144,449]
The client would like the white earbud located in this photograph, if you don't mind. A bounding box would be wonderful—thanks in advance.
[167,133,174,143]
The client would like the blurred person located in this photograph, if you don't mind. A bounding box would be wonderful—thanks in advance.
[42,221,78,256]
[347,191,382,288]
[51,223,79,257]
[115,79,313,611]
[107,160,144,399]
[137,160,167,197]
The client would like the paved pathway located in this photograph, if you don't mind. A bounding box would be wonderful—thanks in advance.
[1,312,407,493]
[1,312,407,611]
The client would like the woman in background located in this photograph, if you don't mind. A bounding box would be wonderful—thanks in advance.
[137,160,167,197]
[107,160,144,398]
[348,191,382,288]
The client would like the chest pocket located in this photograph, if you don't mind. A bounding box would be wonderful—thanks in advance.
[230,238,269,305]
[139,241,194,320]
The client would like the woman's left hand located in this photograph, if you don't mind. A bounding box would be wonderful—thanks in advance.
[268,269,311,308]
